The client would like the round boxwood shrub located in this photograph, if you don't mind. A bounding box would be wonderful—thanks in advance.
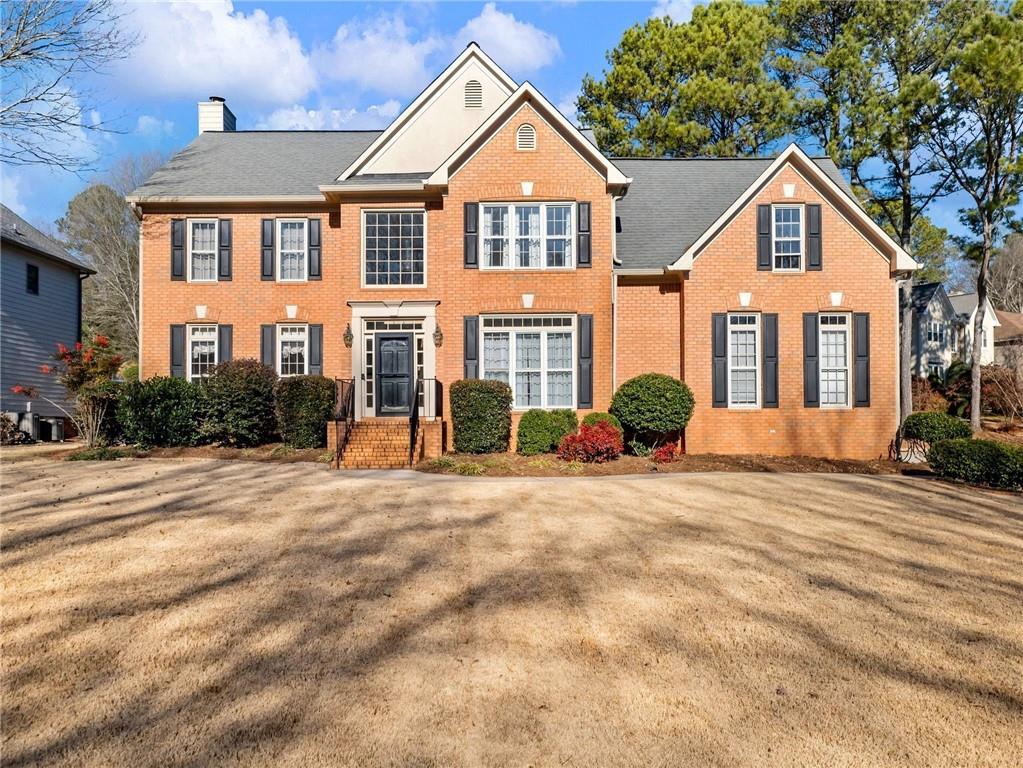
[610,373,695,439]
[116,376,203,448]
[582,411,623,437]
[201,359,278,447]
[450,378,513,453]
[516,409,578,455]
[902,411,972,443]
[274,375,335,448]
[927,439,1023,491]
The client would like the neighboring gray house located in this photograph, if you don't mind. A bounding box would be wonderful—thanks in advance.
[911,281,961,380]
[948,291,1000,367]
[1,205,94,440]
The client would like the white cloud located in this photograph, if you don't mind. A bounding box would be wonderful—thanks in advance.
[313,14,444,98]
[1,170,28,216]
[118,1,315,106]
[651,0,700,22]
[556,91,580,124]
[256,101,402,131]
[454,3,561,76]
[135,115,175,138]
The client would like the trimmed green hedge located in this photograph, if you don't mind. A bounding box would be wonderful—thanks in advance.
[201,359,278,447]
[116,377,202,448]
[516,409,578,455]
[451,379,513,453]
[611,373,695,438]
[274,375,335,448]
[582,411,623,436]
[903,411,972,443]
[927,439,1023,491]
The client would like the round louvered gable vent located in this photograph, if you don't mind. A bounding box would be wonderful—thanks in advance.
[516,123,536,151]
[464,80,483,109]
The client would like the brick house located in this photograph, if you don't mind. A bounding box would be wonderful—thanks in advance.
[129,44,918,466]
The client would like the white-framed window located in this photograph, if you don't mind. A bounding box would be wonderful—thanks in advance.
[950,327,958,352]
[188,324,217,381]
[277,219,307,282]
[278,324,308,377]
[928,360,945,379]
[480,203,573,270]
[727,314,760,408]
[772,204,803,271]
[927,321,946,344]
[362,210,426,286]
[819,313,850,408]
[480,315,575,409]
[188,219,218,282]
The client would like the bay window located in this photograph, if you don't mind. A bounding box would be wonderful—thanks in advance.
[819,314,850,407]
[480,203,573,270]
[480,316,575,408]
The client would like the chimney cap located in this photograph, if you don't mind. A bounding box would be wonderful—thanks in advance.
[208,96,226,103]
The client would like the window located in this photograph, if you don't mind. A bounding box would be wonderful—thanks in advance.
[927,321,946,344]
[516,123,536,151]
[188,220,217,281]
[950,328,957,352]
[25,264,39,295]
[464,79,483,109]
[772,205,802,271]
[278,324,308,376]
[188,325,217,381]
[363,210,426,286]
[277,219,307,281]
[479,203,573,270]
[819,314,850,407]
[480,316,575,408]
[727,314,760,407]
[928,360,945,379]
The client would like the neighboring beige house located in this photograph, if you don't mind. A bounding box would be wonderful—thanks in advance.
[949,292,1000,366]
[994,309,1023,371]
[910,282,961,380]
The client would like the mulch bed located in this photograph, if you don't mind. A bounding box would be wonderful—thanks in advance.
[11,443,332,465]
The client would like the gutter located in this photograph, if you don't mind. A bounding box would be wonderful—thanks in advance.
[125,194,326,204]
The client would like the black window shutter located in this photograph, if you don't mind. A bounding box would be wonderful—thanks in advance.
[308,218,322,280]
[217,324,232,364]
[261,324,276,370]
[803,313,820,407]
[217,219,232,281]
[463,316,479,378]
[170,324,185,378]
[577,202,592,268]
[464,203,478,268]
[309,324,323,374]
[854,312,870,407]
[757,205,771,271]
[807,204,822,271]
[712,314,727,407]
[261,219,275,280]
[762,314,779,408]
[171,219,185,280]
[578,314,593,408]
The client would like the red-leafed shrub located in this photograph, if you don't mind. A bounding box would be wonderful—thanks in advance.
[651,443,680,463]
[557,421,623,463]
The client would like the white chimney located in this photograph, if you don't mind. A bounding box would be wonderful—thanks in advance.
[198,96,236,134]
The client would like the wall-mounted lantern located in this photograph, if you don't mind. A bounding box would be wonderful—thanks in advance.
[433,323,444,347]
[343,323,354,348]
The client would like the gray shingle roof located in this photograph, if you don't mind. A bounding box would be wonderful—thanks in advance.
[948,292,978,317]
[911,282,943,314]
[129,131,381,199]
[1,204,93,273]
[614,156,853,270]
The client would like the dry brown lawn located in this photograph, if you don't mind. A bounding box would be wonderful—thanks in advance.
[2,456,1021,767]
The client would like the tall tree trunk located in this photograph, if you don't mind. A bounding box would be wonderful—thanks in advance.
[971,222,993,431]
[899,149,914,426]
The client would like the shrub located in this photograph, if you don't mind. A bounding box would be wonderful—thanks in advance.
[1,414,33,445]
[116,377,202,448]
[902,411,973,444]
[651,443,680,463]
[611,373,695,441]
[516,408,578,455]
[912,376,949,414]
[120,361,139,382]
[941,360,972,418]
[981,364,1023,422]
[201,359,278,447]
[450,379,513,453]
[557,421,623,463]
[274,375,335,448]
[582,411,623,437]
[927,439,1023,491]
[66,446,138,461]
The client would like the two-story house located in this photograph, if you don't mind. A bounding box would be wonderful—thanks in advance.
[910,282,962,380]
[129,44,918,466]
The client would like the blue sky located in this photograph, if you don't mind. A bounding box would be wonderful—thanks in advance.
[0,0,1010,243]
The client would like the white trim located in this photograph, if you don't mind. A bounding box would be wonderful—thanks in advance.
[276,323,309,377]
[478,202,575,271]
[186,323,218,382]
[360,208,428,289]
[771,203,804,273]
[479,314,577,410]
[276,218,308,283]
[819,312,851,409]
[666,143,918,272]
[127,194,325,204]
[726,313,761,409]
[186,218,218,283]
[516,123,537,151]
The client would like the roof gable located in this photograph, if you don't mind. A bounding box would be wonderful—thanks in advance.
[1,205,93,273]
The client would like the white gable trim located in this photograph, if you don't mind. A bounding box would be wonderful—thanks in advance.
[666,143,918,273]
[426,82,630,189]
[337,44,517,182]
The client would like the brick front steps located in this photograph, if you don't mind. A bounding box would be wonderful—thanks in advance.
[328,418,443,470]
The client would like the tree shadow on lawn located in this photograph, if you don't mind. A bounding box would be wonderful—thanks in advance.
[2,462,1021,767]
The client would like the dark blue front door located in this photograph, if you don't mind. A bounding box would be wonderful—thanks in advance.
[375,333,413,416]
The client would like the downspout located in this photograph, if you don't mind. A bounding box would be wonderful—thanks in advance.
[611,193,623,394]
[132,202,143,379]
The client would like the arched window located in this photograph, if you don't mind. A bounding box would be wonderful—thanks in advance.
[516,123,536,151]
[464,79,483,109]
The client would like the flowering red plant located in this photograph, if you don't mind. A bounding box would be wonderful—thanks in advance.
[651,443,681,463]
[557,421,624,463]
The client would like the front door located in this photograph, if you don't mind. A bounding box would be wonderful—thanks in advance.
[375,333,413,416]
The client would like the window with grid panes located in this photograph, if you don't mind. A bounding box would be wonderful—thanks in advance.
[363,211,425,285]
[728,314,759,407]
[819,314,850,407]
[480,316,575,408]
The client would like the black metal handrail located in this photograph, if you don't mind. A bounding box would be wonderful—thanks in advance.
[408,377,424,466]
[334,378,355,467]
